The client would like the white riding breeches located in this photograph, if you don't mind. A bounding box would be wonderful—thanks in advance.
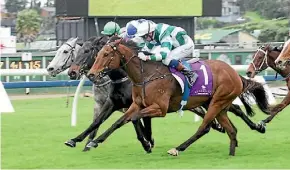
[162,35,194,66]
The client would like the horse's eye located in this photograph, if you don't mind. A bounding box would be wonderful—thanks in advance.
[104,53,108,57]
[84,49,90,53]
[63,50,68,54]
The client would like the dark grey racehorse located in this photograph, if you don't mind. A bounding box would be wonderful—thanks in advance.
[64,36,266,153]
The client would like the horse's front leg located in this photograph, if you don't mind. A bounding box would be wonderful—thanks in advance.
[64,98,115,148]
[86,102,141,149]
[190,106,225,133]
[261,91,290,124]
[82,103,102,152]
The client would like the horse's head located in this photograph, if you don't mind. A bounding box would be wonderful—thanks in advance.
[246,45,272,78]
[275,40,290,69]
[87,36,138,82]
[68,36,109,80]
[47,37,80,77]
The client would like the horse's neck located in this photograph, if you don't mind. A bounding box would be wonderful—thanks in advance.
[268,51,290,77]
[124,57,168,84]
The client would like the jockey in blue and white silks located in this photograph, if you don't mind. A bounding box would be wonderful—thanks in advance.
[125,19,198,87]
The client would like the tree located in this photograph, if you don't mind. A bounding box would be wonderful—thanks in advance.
[237,0,289,19]
[16,9,42,47]
[275,27,289,42]
[5,0,27,13]
[258,28,277,42]
[45,0,54,7]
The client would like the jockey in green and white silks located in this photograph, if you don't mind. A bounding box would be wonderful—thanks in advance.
[125,19,198,87]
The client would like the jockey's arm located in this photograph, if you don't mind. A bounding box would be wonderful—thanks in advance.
[148,36,173,61]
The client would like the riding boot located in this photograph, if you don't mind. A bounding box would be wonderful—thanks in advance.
[176,62,198,87]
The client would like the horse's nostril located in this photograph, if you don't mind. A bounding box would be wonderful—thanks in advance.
[88,74,95,81]
[48,67,54,71]
[278,60,283,65]
[69,70,76,76]
[246,71,252,77]
[69,70,77,79]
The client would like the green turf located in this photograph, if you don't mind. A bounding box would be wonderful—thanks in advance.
[2,97,290,169]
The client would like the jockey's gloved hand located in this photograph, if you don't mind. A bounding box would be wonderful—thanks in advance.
[138,52,150,61]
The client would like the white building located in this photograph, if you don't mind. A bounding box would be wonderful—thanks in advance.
[215,0,241,23]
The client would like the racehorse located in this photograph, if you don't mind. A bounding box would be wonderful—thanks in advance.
[46,36,112,152]
[47,37,82,76]
[246,45,290,125]
[85,37,271,156]
[65,36,232,153]
[275,39,290,69]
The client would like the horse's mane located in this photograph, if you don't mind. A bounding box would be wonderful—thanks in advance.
[109,35,141,51]
[87,36,98,42]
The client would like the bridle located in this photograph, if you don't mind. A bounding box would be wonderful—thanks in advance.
[98,40,171,100]
[61,42,76,70]
[250,47,269,74]
[98,41,137,77]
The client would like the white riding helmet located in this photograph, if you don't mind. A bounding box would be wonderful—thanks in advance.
[126,19,157,38]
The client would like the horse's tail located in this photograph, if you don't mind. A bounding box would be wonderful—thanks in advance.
[239,75,271,116]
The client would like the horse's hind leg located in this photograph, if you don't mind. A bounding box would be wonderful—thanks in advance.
[168,100,230,156]
[229,104,265,133]
[216,112,238,156]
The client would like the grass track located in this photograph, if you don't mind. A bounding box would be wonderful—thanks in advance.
[1,97,290,169]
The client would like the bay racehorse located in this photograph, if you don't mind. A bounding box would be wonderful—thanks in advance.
[275,39,290,69]
[247,45,290,125]
[85,37,271,156]
[65,36,230,153]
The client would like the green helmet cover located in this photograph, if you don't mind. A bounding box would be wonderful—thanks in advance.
[101,21,121,35]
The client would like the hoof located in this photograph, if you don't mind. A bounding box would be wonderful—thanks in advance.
[64,139,76,148]
[150,139,155,148]
[212,124,225,133]
[229,153,235,156]
[146,142,152,153]
[167,148,179,156]
[257,121,266,134]
[86,141,98,148]
[82,147,91,152]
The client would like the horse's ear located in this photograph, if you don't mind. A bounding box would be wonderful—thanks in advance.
[77,42,83,46]
[115,39,121,44]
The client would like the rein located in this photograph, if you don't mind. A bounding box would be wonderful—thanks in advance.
[94,77,129,87]
[54,42,76,74]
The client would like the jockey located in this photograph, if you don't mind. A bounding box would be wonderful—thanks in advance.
[119,27,127,38]
[101,21,121,37]
[125,19,198,87]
